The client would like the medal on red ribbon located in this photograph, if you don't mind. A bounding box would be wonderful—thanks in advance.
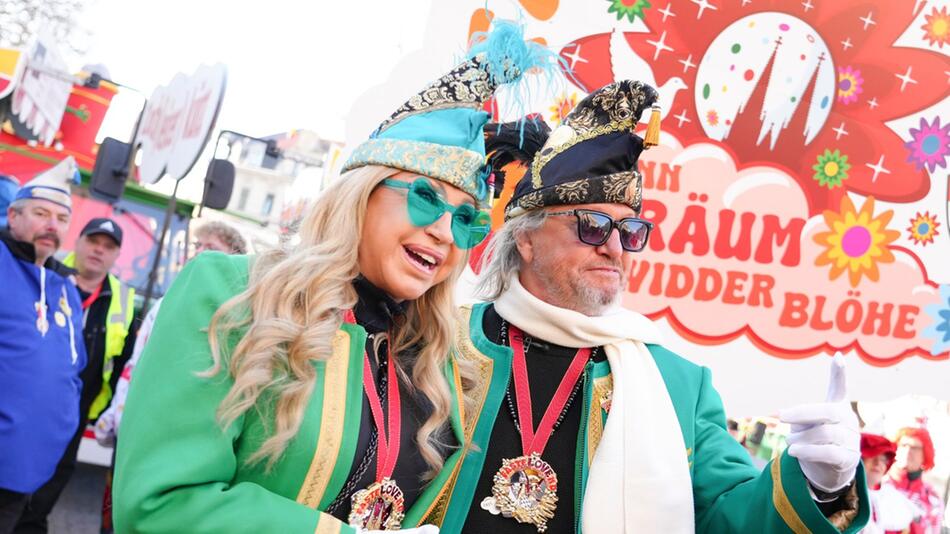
[480,324,592,533]
[343,311,406,531]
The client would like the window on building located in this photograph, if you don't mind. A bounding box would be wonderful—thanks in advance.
[237,187,250,211]
[262,193,275,217]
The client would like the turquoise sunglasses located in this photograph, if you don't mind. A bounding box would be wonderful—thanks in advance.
[381,178,491,249]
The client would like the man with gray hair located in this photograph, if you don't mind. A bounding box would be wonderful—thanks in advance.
[434,82,870,533]
[0,159,86,533]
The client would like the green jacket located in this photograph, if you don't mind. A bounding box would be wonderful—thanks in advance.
[424,303,870,533]
[62,252,135,419]
[113,253,471,534]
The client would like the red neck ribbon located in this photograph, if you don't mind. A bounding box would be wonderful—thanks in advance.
[81,280,103,310]
[344,310,401,481]
[508,324,591,456]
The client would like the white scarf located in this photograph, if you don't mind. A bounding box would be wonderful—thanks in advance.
[494,276,694,533]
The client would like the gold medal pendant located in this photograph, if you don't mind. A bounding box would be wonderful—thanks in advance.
[489,452,558,532]
[347,478,406,531]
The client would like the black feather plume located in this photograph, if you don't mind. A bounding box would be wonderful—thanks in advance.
[484,118,551,198]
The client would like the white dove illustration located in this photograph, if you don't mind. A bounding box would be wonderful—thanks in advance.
[608,28,687,122]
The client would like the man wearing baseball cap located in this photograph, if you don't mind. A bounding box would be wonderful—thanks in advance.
[14,217,137,534]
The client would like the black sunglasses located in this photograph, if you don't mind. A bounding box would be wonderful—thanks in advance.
[546,209,654,252]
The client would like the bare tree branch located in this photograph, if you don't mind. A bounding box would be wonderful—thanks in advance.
[0,0,90,55]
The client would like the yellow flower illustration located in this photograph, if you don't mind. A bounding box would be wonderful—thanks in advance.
[548,93,577,125]
[814,196,900,287]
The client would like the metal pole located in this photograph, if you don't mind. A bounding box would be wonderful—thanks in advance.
[141,177,180,312]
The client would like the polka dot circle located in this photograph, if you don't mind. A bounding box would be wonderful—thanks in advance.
[744,69,754,81]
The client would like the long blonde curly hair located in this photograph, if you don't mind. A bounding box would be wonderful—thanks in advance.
[205,165,470,478]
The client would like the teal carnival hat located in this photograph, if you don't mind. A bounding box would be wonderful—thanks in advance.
[343,20,560,207]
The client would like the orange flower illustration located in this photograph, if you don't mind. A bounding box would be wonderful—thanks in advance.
[814,196,900,287]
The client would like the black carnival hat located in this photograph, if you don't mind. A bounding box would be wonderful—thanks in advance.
[505,80,660,219]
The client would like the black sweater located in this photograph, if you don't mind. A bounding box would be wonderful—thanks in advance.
[326,277,457,522]
[463,304,605,534]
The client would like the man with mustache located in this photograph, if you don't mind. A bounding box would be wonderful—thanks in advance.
[13,218,136,534]
[434,82,869,533]
[0,159,86,534]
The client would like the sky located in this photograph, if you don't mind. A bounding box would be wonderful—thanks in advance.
[79,0,434,142]
[71,0,436,200]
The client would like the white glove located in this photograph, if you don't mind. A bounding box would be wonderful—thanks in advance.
[361,526,439,534]
[93,405,117,447]
[779,353,860,493]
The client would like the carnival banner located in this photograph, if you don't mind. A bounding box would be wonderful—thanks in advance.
[134,63,227,184]
[346,0,950,413]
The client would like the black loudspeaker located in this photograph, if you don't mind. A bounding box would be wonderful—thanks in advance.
[90,137,131,203]
[748,421,767,446]
[202,158,235,210]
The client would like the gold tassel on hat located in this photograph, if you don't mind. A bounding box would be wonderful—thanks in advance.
[643,104,661,149]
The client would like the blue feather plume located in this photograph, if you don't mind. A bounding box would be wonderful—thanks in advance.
[467,18,568,150]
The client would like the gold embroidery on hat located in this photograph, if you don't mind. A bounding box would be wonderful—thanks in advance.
[624,171,643,212]
[555,180,590,203]
[376,55,496,135]
[343,139,484,203]
[602,171,633,202]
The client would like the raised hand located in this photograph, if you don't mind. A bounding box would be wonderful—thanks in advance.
[779,353,860,493]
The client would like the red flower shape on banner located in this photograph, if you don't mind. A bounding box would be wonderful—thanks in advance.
[559,0,947,214]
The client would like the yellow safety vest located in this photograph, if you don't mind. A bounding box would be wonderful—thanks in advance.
[63,253,135,420]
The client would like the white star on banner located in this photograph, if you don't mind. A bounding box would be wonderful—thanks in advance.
[865,154,891,182]
[832,122,849,140]
[678,54,697,73]
[674,109,692,127]
[895,66,918,92]
[563,44,587,70]
[646,31,674,60]
[658,3,676,22]
[691,0,718,20]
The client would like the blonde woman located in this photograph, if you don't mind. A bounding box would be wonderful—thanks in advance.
[112,21,555,534]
